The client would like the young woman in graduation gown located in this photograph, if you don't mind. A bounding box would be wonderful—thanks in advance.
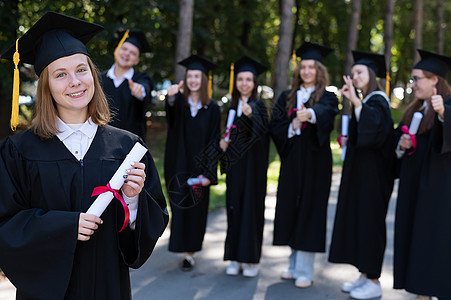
[328,51,394,300]
[0,12,168,300]
[393,50,451,300]
[270,42,338,288]
[164,54,221,271]
[219,56,269,278]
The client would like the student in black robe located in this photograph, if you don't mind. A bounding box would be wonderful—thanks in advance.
[101,30,154,140]
[393,50,451,300]
[219,56,269,278]
[328,51,394,300]
[164,54,220,271]
[270,42,338,288]
[0,12,168,300]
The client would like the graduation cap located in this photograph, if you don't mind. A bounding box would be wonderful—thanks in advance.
[414,49,451,78]
[178,54,217,98]
[114,29,151,57]
[178,54,217,75]
[0,11,103,130]
[229,55,267,95]
[352,50,387,78]
[295,42,333,63]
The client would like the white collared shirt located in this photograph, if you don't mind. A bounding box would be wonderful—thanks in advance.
[106,64,146,100]
[56,117,138,229]
[188,97,203,117]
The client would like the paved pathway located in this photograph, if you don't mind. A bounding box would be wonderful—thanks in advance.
[0,174,418,300]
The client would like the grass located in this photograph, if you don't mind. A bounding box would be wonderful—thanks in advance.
[147,104,405,213]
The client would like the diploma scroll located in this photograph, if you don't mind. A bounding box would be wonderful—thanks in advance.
[341,115,349,161]
[409,112,423,135]
[86,142,148,218]
[295,90,303,135]
[224,109,236,142]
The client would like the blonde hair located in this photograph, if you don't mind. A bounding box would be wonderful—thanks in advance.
[31,56,110,139]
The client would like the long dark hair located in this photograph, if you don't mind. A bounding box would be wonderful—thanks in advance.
[286,60,329,113]
[362,67,383,98]
[230,72,259,110]
[402,71,451,134]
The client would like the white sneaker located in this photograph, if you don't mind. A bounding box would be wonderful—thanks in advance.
[342,274,369,293]
[242,264,259,277]
[225,261,240,276]
[295,276,313,288]
[349,280,382,299]
[280,269,295,280]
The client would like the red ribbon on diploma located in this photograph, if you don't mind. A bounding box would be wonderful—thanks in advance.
[91,183,130,232]
[288,108,307,130]
[224,125,237,139]
[401,125,417,155]
[337,135,347,147]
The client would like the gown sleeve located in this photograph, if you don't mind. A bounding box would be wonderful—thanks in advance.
[269,91,291,156]
[118,142,169,268]
[0,137,80,299]
[440,98,451,154]
[311,91,339,146]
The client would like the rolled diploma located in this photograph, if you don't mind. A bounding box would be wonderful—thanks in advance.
[409,112,423,135]
[224,109,236,142]
[296,90,302,135]
[86,142,148,217]
[341,115,349,161]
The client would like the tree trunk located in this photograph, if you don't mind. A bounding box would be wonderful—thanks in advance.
[343,0,362,115]
[384,0,395,98]
[436,0,444,54]
[174,0,194,83]
[272,0,295,104]
[413,0,423,64]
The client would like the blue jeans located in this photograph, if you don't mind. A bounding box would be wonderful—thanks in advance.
[288,248,315,280]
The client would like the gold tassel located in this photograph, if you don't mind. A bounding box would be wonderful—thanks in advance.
[11,39,20,131]
[208,71,212,98]
[228,63,234,96]
[292,50,297,71]
[114,29,130,60]
[386,71,390,96]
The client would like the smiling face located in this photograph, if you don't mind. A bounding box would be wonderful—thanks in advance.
[410,69,438,100]
[351,64,370,91]
[236,71,255,98]
[47,53,94,123]
[186,69,203,93]
[299,59,317,87]
[115,41,140,69]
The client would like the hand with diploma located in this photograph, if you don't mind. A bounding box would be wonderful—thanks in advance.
[241,97,252,116]
[121,162,146,198]
[340,75,361,108]
[197,175,211,187]
[399,134,412,150]
[128,79,144,99]
[78,213,102,241]
[220,138,231,151]
[167,81,184,96]
[431,88,445,120]
[296,105,312,122]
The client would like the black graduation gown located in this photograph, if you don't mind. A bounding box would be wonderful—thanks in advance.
[270,90,338,252]
[394,99,451,297]
[0,126,168,300]
[101,71,154,140]
[164,93,221,253]
[328,92,395,277]
[221,99,269,263]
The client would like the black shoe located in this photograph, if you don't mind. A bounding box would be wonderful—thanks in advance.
[181,256,195,271]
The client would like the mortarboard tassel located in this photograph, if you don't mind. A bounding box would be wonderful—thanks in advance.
[386,71,390,96]
[208,71,212,98]
[11,39,20,131]
[114,29,130,60]
[292,50,297,71]
[228,63,234,95]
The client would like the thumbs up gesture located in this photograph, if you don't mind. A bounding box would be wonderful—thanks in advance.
[431,87,445,120]
[167,81,184,97]
[241,97,252,116]
[129,79,144,99]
